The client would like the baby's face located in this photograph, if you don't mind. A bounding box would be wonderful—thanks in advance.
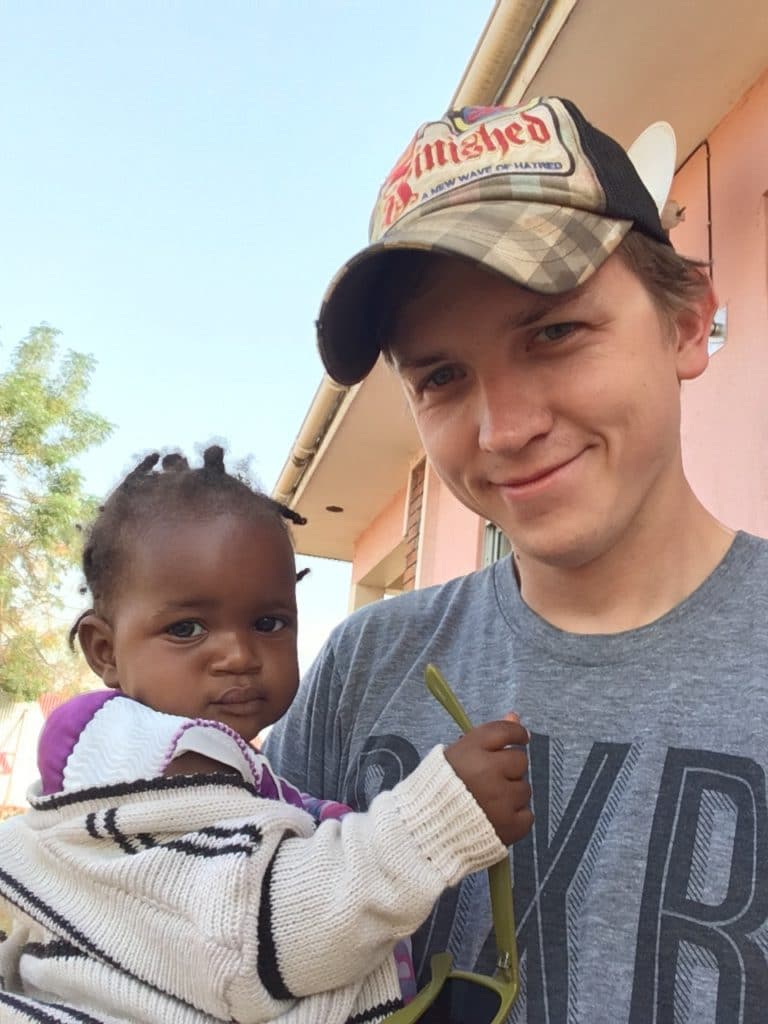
[106,512,299,742]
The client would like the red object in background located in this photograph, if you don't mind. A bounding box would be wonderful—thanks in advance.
[38,692,71,720]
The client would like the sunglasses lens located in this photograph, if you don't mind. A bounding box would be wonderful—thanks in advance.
[417,977,503,1023]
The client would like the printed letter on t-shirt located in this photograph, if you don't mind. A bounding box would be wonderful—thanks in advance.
[344,734,422,811]
[479,734,636,1020]
[630,749,768,1024]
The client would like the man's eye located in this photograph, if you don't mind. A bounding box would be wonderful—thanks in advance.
[536,322,579,342]
[166,621,204,639]
[420,365,460,391]
[254,616,286,633]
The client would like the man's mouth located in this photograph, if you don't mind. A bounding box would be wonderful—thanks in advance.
[493,451,586,494]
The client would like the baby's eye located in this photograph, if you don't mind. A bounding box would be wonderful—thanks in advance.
[536,322,579,343]
[166,620,204,639]
[254,616,286,633]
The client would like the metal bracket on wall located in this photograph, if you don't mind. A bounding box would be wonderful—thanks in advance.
[708,306,727,357]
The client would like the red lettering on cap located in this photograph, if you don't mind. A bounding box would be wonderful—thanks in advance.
[376,104,559,233]
[381,180,418,228]
[459,133,484,160]
[521,111,550,143]
[505,122,525,145]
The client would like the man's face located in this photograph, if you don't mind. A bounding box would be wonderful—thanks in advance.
[390,252,710,570]
[103,514,300,742]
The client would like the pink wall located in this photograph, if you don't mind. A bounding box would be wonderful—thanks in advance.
[352,486,406,585]
[349,467,482,594]
[675,68,768,536]
[417,465,484,587]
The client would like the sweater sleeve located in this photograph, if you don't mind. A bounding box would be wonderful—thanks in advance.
[234,744,506,1006]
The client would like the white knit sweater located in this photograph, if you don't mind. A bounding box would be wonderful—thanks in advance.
[0,746,504,1023]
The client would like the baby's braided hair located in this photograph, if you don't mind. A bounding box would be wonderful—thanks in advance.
[70,444,307,648]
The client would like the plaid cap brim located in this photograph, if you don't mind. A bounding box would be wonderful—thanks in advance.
[317,200,632,386]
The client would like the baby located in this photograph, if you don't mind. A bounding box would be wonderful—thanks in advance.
[0,446,532,1024]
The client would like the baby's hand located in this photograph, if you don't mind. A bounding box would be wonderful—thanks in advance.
[444,715,533,847]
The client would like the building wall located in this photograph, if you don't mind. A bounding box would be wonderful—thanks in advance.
[351,486,406,586]
[675,67,768,536]
[416,464,484,588]
[349,485,409,608]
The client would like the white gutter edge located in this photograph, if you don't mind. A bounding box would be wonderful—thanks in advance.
[498,0,581,105]
[451,0,556,108]
[272,375,348,506]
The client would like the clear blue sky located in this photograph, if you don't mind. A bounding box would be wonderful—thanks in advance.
[0,0,491,669]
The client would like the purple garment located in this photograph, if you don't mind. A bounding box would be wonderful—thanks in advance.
[37,690,121,795]
[37,690,308,808]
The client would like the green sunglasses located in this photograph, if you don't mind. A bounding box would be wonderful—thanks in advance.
[384,664,520,1024]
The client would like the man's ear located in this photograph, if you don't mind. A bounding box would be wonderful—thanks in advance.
[76,614,120,688]
[674,281,718,382]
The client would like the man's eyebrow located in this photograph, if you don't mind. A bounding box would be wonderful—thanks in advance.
[393,351,450,371]
[503,285,589,329]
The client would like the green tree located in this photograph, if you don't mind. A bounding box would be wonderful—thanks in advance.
[0,325,112,701]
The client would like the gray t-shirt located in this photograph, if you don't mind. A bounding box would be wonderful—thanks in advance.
[266,531,768,1023]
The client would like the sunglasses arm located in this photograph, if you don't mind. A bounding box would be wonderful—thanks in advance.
[425,665,520,994]
[489,859,519,998]
[380,952,453,1023]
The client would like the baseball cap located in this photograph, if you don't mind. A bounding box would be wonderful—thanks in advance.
[317,96,673,386]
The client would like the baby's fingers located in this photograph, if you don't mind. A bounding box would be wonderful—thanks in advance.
[496,747,529,781]
[473,719,530,750]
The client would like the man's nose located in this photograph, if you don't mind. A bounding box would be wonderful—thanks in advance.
[210,631,261,674]
[476,371,553,454]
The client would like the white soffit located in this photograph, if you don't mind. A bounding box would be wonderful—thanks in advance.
[291,359,421,561]
[511,0,768,160]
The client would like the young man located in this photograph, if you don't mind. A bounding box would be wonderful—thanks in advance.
[266,98,768,1022]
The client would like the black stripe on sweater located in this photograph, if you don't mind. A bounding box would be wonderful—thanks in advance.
[0,992,108,1024]
[257,831,295,1001]
[0,871,221,1018]
[0,867,120,970]
[198,824,263,841]
[346,999,404,1024]
[23,938,86,960]
[84,810,261,857]
[85,809,141,854]
[31,771,257,812]
[47,1004,107,1024]
[163,822,264,858]
[103,808,139,855]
